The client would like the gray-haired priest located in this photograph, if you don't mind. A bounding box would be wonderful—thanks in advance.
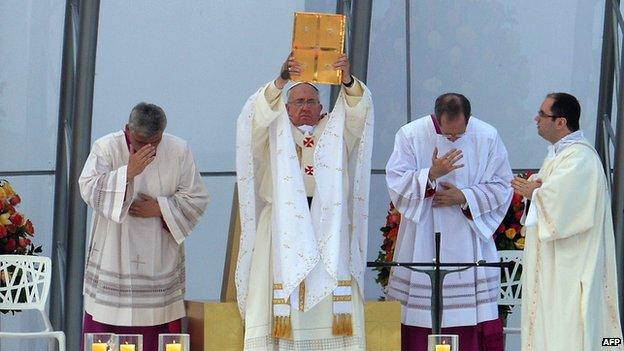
[235,54,374,350]
[78,102,208,351]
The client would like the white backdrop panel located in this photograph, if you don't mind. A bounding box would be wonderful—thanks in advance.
[405,0,604,170]
[91,0,305,172]
[0,1,63,172]
[185,176,235,301]
[368,2,409,170]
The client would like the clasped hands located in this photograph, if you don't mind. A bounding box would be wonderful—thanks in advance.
[511,176,542,199]
[429,147,467,208]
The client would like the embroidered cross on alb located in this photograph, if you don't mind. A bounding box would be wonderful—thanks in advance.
[303,136,314,147]
[131,254,146,270]
[304,165,314,175]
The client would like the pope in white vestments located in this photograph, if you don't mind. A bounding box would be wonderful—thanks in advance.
[386,93,512,351]
[512,93,623,351]
[235,54,374,350]
[79,102,208,350]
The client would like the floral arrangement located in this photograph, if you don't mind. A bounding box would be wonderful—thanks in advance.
[0,180,41,255]
[0,180,42,314]
[494,172,532,252]
[372,202,400,292]
[493,192,526,251]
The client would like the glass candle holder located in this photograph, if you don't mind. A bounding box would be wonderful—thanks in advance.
[428,334,459,351]
[118,334,143,351]
[158,333,190,351]
[85,333,117,351]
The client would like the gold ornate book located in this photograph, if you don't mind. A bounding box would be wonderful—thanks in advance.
[292,12,346,85]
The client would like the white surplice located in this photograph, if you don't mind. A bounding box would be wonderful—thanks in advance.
[385,115,513,328]
[235,79,374,350]
[521,135,623,351]
[79,131,208,326]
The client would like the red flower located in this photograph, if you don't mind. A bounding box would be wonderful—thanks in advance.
[9,195,21,206]
[0,225,6,239]
[18,237,30,249]
[511,193,522,206]
[24,219,34,235]
[386,249,395,262]
[9,213,23,225]
[5,239,16,251]
[387,227,399,240]
[514,210,523,221]
[498,224,506,233]
[388,213,401,226]
[5,224,16,234]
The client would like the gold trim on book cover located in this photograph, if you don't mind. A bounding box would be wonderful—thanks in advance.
[291,12,346,85]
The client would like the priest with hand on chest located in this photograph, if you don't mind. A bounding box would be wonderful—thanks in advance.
[385,93,513,351]
[79,102,209,351]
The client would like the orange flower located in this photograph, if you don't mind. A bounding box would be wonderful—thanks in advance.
[505,228,517,239]
[514,238,525,249]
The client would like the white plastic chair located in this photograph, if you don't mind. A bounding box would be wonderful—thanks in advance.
[0,255,65,350]
[497,250,523,335]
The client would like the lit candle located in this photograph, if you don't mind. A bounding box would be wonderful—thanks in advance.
[92,341,108,351]
[120,342,136,351]
[435,344,451,351]
[165,341,182,351]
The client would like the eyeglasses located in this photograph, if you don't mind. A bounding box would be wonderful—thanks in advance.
[537,110,561,119]
[288,99,320,108]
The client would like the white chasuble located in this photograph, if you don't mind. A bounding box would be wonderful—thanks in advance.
[521,139,622,351]
[79,131,208,326]
[385,115,513,328]
[235,79,374,350]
